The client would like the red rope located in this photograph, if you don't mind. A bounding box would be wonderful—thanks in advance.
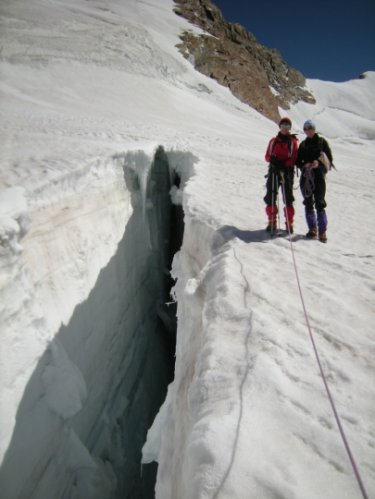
[281,180,369,499]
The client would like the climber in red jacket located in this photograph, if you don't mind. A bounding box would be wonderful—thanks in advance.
[264,116,298,233]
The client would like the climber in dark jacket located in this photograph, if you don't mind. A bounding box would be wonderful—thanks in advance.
[296,119,333,243]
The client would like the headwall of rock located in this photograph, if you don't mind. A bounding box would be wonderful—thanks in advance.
[174,0,315,122]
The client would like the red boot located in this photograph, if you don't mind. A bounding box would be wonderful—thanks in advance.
[284,206,295,233]
[265,205,278,232]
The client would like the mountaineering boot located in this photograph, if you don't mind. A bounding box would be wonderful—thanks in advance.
[284,206,294,234]
[319,232,328,243]
[305,210,317,239]
[317,210,328,243]
[265,205,278,233]
[306,228,317,239]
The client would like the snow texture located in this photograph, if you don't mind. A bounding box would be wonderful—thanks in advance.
[0,0,374,498]
[0,187,30,254]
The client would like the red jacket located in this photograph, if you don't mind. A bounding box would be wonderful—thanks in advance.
[265,133,298,167]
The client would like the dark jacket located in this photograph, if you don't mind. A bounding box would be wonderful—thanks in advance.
[296,133,333,170]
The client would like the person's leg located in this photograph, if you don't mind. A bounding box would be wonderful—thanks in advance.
[300,171,317,237]
[264,170,278,231]
[282,168,295,232]
[314,171,328,241]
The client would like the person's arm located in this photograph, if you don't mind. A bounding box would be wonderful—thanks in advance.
[296,142,305,168]
[290,137,299,165]
[265,138,274,163]
[322,138,333,163]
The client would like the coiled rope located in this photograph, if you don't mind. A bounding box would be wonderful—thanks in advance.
[301,165,315,198]
[280,179,369,499]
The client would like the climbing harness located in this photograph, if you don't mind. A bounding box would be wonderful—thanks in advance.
[279,181,369,499]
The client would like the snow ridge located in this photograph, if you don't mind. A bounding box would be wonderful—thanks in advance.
[0,187,30,254]
[211,249,253,499]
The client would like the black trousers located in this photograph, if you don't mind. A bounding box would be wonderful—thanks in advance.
[300,167,327,211]
[264,166,295,207]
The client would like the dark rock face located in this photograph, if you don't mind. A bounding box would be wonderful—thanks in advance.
[174,0,315,122]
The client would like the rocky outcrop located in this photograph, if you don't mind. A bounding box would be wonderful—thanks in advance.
[174,0,315,122]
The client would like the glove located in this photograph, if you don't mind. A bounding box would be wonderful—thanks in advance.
[270,155,284,169]
[305,160,319,171]
[265,163,277,177]
[268,164,279,175]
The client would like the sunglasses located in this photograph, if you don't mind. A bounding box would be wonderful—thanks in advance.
[280,123,291,129]
[304,127,314,131]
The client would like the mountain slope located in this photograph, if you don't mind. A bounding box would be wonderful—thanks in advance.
[174,0,315,122]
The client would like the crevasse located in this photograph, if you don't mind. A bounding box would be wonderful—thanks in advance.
[0,146,196,499]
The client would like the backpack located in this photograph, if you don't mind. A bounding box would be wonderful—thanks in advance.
[318,150,331,173]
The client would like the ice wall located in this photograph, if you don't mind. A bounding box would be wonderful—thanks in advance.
[0,147,195,499]
[142,210,219,498]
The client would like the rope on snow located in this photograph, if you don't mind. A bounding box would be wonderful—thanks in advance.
[280,180,369,499]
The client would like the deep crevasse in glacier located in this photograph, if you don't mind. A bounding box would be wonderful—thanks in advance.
[0,146,197,499]
[142,207,226,499]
